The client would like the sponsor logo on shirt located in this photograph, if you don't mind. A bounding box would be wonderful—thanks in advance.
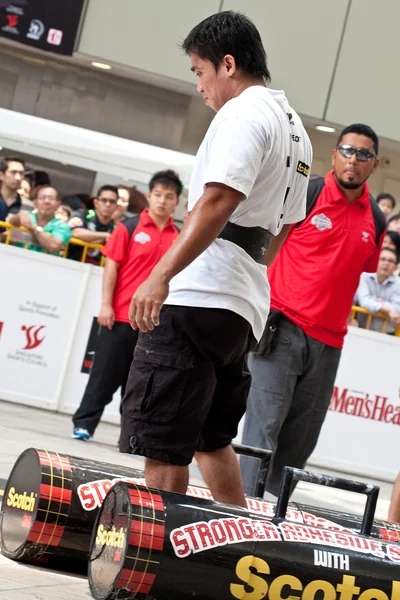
[296,160,310,177]
[311,214,333,231]
[362,231,370,242]
[134,232,151,244]
[291,134,300,142]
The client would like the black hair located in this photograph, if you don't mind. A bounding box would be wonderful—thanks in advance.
[32,184,59,201]
[336,124,379,155]
[0,156,25,173]
[62,194,85,211]
[181,11,270,82]
[33,170,51,186]
[388,212,400,224]
[383,231,400,258]
[149,170,183,197]
[380,247,398,261]
[376,193,396,210]
[96,184,119,198]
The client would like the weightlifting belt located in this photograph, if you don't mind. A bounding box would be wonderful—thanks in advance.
[217,221,273,264]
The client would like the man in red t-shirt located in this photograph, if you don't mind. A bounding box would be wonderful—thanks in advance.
[72,170,182,440]
[241,123,386,496]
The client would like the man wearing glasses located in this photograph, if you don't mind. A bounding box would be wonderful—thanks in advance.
[355,248,400,333]
[7,184,71,253]
[68,185,119,264]
[241,123,387,497]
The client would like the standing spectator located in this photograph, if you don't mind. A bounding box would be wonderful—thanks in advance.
[389,473,400,523]
[68,185,119,264]
[120,11,312,506]
[241,123,386,497]
[114,186,131,223]
[355,248,400,333]
[72,170,182,441]
[7,185,71,254]
[376,193,396,219]
[0,157,24,223]
[387,213,400,234]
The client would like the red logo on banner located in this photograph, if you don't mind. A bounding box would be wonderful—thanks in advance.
[47,28,63,46]
[7,15,19,28]
[0,321,3,340]
[21,325,46,350]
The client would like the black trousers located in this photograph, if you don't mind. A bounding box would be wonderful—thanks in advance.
[73,322,139,435]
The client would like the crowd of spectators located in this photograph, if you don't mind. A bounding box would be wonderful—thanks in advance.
[1,154,400,335]
[352,194,400,333]
[0,156,149,259]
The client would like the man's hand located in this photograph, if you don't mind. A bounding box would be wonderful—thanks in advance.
[98,305,115,330]
[129,271,169,332]
[388,309,400,326]
[19,212,34,230]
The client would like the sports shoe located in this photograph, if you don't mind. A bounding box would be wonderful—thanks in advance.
[72,428,91,441]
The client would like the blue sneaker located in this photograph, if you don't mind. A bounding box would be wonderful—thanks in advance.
[72,428,91,441]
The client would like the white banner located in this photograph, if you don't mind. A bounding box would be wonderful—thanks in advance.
[0,245,89,410]
[308,327,400,481]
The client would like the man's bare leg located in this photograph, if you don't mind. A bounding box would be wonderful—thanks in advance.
[195,445,247,507]
[145,458,189,494]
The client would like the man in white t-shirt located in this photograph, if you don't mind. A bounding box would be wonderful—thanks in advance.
[120,10,312,507]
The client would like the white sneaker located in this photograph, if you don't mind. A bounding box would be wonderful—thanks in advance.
[72,428,91,441]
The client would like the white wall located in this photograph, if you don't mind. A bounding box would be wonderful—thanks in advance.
[78,0,221,83]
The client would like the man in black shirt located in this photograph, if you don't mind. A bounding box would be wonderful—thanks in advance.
[0,157,24,223]
[68,185,118,264]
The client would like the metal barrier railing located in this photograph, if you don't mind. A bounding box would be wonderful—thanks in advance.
[1,220,400,336]
[350,305,400,336]
[0,220,105,266]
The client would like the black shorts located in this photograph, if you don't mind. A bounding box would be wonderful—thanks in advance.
[119,305,256,465]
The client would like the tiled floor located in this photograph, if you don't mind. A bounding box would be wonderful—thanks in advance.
[0,401,395,599]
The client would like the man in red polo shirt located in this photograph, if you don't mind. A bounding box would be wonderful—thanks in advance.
[72,170,182,440]
[241,123,386,496]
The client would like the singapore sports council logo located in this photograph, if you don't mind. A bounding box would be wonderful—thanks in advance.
[21,325,46,350]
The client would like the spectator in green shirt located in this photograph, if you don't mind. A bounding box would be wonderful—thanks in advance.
[8,185,71,254]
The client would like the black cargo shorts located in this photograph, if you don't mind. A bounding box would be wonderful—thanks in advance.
[119,305,256,465]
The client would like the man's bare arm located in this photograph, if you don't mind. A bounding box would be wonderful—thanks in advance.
[98,258,120,329]
[7,213,21,226]
[264,224,291,267]
[34,231,64,253]
[156,183,243,282]
[71,228,110,244]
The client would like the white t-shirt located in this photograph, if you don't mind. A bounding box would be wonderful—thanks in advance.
[167,86,312,340]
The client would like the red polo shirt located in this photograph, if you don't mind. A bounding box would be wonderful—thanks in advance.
[269,171,384,348]
[101,210,179,322]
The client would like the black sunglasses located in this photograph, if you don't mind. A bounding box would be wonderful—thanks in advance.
[336,144,377,162]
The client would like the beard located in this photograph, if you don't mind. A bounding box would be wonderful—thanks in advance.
[335,177,362,190]
[334,171,369,191]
